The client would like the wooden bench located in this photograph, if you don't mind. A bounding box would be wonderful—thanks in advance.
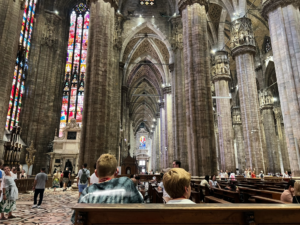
[213,188,240,203]
[252,196,291,204]
[154,187,163,203]
[72,204,300,225]
[205,196,232,203]
[238,187,282,202]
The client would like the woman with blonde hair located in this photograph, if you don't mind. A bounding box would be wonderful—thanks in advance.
[293,181,300,204]
[163,168,195,204]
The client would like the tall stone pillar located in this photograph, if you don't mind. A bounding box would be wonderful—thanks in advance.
[121,85,129,159]
[259,89,280,173]
[214,115,221,171]
[262,0,300,176]
[179,0,217,176]
[212,51,235,172]
[170,16,188,170]
[232,107,245,173]
[230,17,265,172]
[274,105,290,171]
[156,115,162,172]
[163,86,174,168]
[79,0,118,169]
[0,0,23,158]
[159,101,167,169]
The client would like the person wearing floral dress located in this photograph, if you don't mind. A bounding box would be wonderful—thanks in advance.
[0,166,18,220]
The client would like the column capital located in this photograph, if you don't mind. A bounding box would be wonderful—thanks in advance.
[178,0,209,14]
[259,89,274,110]
[273,105,283,120]
[122,86,128,93]
[87,0,118,10]
[119,62,125,69]
[169,63,175,72]
[230,17,256,58]
[232,106,242,125]
[261,0,300,20]
[159,102,165,109]
[211,51,231,82]
[163,86,172,94]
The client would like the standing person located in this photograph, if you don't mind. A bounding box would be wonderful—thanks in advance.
[172,160,181,168]
[77,163,90,197]
[52,171,60,192]
[251,170,256,178]
[0,166,18,220]
[32,168,48,209]
[259,171,264,179]
[62,167,71,191]
[89,163,98,185]
[19,169,27,179]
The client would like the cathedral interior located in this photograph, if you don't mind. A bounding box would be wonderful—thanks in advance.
[1,0,300,178]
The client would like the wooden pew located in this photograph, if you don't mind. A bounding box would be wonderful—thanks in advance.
[252,196,291,204]
[238,187,282,202]
[154,187,163,203]
[212,188,240,203]
[205,196,232,203]
[72,204,300,225]
[190,190,200,203]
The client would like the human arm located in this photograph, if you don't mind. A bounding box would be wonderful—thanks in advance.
[68,172,71,180]
[209,181,213,189]
[217,182,221,189]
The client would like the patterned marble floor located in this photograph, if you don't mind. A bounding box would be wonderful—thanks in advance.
[1,188,78,225]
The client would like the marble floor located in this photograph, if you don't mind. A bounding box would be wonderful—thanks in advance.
[1,189,78,225]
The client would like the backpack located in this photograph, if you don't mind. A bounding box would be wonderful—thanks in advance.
[80,169,88,184]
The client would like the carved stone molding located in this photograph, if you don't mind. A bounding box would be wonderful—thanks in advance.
[273,106,283,122]
[19,0,25,10]
[114,12,124,50]
[87,0,118,10]
[211,51,231,82]
[163,86,172,94]
[261,0,300,20]
[178,0,209,14]
[230,17,256,58]
[41,12,62,47]
[170,16,183,50]
[232,106,242,125]
[259,89,274,110]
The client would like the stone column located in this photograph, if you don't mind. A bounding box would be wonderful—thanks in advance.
[0,0,23,159]
[212,51,235,172]
[121,85,129,160]
[230,17,265,173]
[170,16,188,170]
[232,107,245,173]
[274,105,290,171]
[214,115,221,171]
[179,0,217,176]
[156,114,161,172]
[163,86,174,168]
[259,89,280,173]
[159,101,167,169]
[79,0,118,169]
[262,0,300,176]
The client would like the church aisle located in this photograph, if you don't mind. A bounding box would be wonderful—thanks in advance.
[2,190,77,225]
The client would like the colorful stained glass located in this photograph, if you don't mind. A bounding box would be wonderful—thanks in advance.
[6,0,38,130]
[140,0,155,5]
[59,5,89,137]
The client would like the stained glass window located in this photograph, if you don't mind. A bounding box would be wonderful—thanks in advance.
[140,0,155,5]
[6,0,38,130]
[59,3,89,137]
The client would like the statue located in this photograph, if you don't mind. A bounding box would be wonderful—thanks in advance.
[26,141,37,171]
[65,159,73,173]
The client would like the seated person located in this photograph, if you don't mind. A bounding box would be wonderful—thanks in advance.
[71,154,143,224]
[224,181,239,193]
[209,175,220,189]
[149,176,157,184]
[163,168,195,204]
[293,181,300,204]
[281,180,295,203]
[200,175,210,188]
